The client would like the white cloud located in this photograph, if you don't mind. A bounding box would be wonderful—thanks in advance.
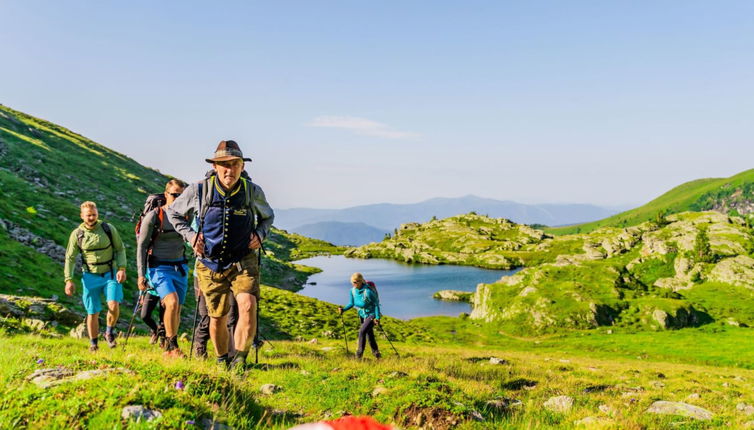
[307,115,419,139]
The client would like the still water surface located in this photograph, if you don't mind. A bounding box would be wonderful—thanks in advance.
[294,255,518,319]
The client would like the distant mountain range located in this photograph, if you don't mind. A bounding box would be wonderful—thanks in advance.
[291,222,388,247]
[276,195,620,245]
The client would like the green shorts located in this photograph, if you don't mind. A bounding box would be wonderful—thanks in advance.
[195,253,260,318]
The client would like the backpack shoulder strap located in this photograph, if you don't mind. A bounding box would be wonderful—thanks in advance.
[149,207,164,250]
[198,177,213,226]
[242,177,258,226]
[101,222,114,247]
[76,228,85,252]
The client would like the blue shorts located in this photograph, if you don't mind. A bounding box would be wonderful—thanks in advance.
[82,271,123,315]
[148,263,189,305]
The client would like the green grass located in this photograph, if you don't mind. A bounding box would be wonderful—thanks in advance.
[547,169,754,235]
[2,330,754,429]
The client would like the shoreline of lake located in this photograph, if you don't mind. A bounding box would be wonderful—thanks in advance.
[294,255,518,320]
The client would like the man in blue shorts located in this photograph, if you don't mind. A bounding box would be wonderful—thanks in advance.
[137,179,189,358]
[64,201,127,351]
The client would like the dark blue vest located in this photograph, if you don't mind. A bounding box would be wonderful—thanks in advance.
[199,177,254,272]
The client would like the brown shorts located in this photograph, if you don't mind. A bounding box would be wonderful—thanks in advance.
[195,252,260,318]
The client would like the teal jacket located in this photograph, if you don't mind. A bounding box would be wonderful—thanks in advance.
[342,286,381,320]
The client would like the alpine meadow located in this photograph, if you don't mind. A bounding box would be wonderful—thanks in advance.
[2,100,754,430]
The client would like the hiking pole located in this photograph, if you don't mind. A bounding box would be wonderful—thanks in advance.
[376,323,400,358]
[122,290,146,349]
[339,313,350,355]
[189,288,200,360]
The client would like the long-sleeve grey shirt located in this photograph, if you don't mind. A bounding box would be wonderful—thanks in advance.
[136,208,188,277]
[166,176,274,254]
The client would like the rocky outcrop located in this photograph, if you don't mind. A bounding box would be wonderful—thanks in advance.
[650,305,699,330]
[433,290,474,303]
[0,295,82,329]
[708,256,754,289]
[0,218,67,265]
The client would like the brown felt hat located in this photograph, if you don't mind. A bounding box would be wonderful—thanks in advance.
[205,140,252,163]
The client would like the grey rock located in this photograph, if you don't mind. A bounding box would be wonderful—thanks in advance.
[23,318,47,331]
[70,322,87,339]
[388,371,408,378]
[27,368,75,388]
[489,357,509,365]
[121,405,162,422]
[686,393,701,401]
[260,384,281,395]
[469,410,484,421]
[544,395,574,413]
[433,290,474,302]
[737,403,754,416]
[645,401,713,420]
[598,404,617,417]
[371,385,389,397]
[486,398,523,413]
[27,367,131,389]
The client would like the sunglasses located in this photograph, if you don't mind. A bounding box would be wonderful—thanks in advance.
[168,192,182,198]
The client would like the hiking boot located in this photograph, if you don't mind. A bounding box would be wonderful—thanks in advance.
[229,354,247,372]
[373,351,382,359]
[149,331,159,345]
[217,354,230,368]
[105,332,117,349]
[89,343,99,352]
[158,336,167,350]
[164,348,186,359]
[194,345,207,359]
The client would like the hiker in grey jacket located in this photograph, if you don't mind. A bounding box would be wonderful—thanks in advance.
[166,140,274,369]
[136,179,189,357]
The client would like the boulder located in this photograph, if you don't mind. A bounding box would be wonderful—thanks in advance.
[737,403,754,416]
[433,290,474,302]
[708,256,754,289]
[27,368,75,389]
[544,396,574,413]
[70,322,87,339]
[371,385,389,397]
[121,405,162,422]
[260,384,281,395]
[485,398,523,413]
[645,401,713,420]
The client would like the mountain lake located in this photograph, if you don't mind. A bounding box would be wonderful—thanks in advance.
[294,255,519,319]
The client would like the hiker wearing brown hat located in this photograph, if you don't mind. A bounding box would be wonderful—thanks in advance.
[166,140,274,369]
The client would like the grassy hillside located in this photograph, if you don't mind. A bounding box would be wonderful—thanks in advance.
[346,211,754,335]
[547,169,754,235]
[0,104,343,320]
[345,214,580,270]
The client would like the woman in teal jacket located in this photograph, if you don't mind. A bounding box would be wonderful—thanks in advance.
[338,272,381,359]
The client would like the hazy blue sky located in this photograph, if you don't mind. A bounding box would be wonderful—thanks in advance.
[2,1,752,209]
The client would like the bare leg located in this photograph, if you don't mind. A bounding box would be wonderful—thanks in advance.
[106,301,119,327]
[87,313,100,340]
[233,293,257,353]
[210,314,229,357]
[163,292,179,337]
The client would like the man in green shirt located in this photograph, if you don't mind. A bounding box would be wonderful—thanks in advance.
[64,201,127,351]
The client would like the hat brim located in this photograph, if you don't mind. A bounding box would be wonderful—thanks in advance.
[205,156,252,163]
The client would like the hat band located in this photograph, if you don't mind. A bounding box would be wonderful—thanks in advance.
[214,149,243,158]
